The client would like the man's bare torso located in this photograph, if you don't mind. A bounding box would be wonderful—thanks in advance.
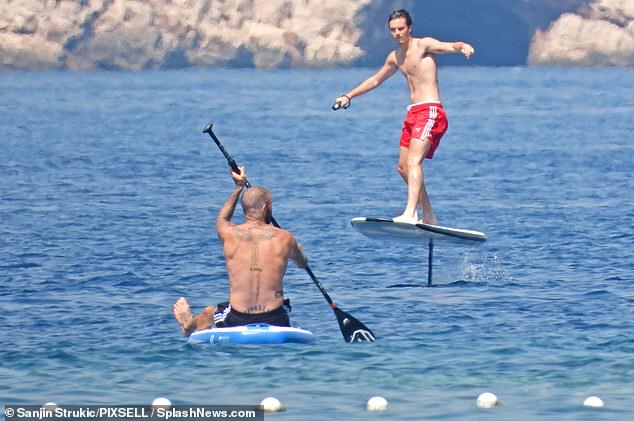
[393,38,441,103]
[221,221,293,314]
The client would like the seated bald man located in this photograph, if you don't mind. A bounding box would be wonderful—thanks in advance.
[173,166,308,336]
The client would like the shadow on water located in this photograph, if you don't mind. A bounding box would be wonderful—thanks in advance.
[386,279,488,288]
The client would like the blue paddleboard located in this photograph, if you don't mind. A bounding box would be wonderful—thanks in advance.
[188,323,315,345]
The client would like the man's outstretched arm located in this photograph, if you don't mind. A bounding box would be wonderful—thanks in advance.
[421,37,475,58]
[334,52,399,108]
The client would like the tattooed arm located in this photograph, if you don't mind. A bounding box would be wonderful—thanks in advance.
[288,236,308,269]
[216,166,246,235]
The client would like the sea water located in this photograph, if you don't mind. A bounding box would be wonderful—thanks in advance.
[1,67,633,420]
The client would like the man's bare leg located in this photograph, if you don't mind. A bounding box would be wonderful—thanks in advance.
[399,147,436,222]
[194,306,215,331]
[396,147,418,222]
[418,168,437,225]
[394,138,436,225]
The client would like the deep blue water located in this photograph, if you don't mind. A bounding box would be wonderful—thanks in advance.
[1,67,633,420]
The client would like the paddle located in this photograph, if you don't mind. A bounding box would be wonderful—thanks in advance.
[202,123,376,343]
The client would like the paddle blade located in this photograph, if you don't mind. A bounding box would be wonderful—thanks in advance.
[333,306,376,343]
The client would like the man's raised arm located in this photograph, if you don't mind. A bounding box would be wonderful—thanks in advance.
[216,166,246,235]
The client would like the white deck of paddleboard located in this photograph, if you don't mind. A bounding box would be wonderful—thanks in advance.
[188,324,315,344]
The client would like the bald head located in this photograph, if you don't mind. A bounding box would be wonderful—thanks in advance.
[241,187,272,220]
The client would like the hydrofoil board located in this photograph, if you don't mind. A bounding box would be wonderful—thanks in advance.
[351,216,486,245]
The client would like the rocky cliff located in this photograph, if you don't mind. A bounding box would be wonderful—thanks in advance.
[0,0,631,70]
[0,0,365,70]
[529,0,634,66]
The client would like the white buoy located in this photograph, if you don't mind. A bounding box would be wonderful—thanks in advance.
[583,396,604,408]
[42,403,58,412]
[260,397,284,412]
[366,396,389,411]
[152,397,172,408]
[476,392,499,408]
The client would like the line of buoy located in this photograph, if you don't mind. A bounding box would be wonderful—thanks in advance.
[40,394,606,413]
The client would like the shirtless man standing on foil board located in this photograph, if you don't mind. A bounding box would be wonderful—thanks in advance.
[333,9,474,225]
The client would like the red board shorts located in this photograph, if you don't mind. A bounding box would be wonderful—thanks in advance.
[399,102,448,159]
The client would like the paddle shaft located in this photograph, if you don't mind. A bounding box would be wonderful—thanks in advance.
[203,125,252,189]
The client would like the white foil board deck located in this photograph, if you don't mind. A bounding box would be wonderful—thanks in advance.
[351,216,487,245]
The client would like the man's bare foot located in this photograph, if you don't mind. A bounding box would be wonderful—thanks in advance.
[393,213,418,224]
[420,215,438,225]
[173,297,194,336]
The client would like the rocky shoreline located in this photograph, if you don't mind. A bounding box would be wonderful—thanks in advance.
[528,0,634,66]
[0,0,631,70]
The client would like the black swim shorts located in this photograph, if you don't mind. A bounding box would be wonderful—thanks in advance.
[213,299,291,327]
